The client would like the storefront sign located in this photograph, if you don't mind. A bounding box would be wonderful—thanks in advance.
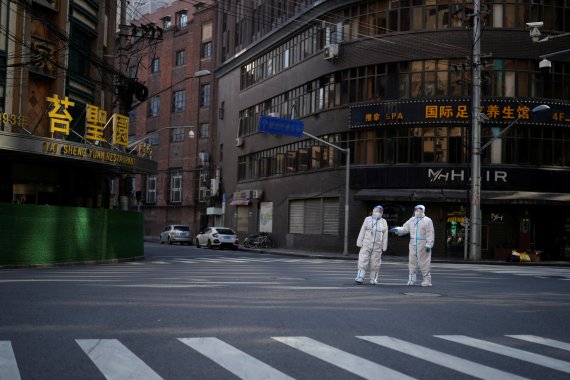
[1,112,28,129]
[349,98,570,128]
[352,166,570,192]
[0,131,156,173]
[428,168,507,183]
[46,93,130,149]
[43,141,135,166]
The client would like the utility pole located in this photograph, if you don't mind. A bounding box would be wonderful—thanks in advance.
[118,0,129,210]
[469,0,482,261]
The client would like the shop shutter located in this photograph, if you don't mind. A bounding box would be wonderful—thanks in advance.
[289,200,304,233]
[237,206,249,232]
[304,199,322,234]
[323,198,339,235]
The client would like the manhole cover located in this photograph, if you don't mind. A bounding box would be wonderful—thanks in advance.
[403,292,442,297]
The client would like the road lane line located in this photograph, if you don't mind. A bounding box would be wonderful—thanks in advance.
[0,341,21,380]
[507,335,570,351]
[272,336,415,380]
[76,339,163,380]
[436,335,570,374]
[358,336,528,380]
[179,337,293,380]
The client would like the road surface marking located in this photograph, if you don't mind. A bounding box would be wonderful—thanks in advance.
[76,339,163,380]
[179,337,293,380]
[0,341,21,380]
[358,336,528,380]
[273,336,415,380]
[436,335,570,374]
[507,335,570,351]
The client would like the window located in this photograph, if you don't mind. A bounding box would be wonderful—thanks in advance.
[173,90,185,112]
[201,22,213,59]
[147,134,159,146]
[170,170,182,203]
[146,176,157,203]
[175,50,185,66]
[148,97,159,117]
[171,127,185,142]
[178,11,188,28]
[199,122,209,138]
[151,58,160,73]
[202,42,212,59]
[162,17,171,29]
[288,198,339,235]
[200,84,211,107]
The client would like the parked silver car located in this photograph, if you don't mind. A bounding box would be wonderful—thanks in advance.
[195,227,239,250]
[160,225,193,245]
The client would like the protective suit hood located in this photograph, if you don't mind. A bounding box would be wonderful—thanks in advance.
[414,205,425,218]
[372,205,383,219]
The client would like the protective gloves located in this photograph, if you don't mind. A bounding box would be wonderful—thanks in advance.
[426,247,432,253]
[389,227,398,234]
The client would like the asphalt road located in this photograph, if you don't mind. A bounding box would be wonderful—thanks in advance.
[1,242,569,379]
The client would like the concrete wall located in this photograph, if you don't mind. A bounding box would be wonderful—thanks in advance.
[0,204,144,266]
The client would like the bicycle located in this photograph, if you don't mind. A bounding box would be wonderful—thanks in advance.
[243,232,273,249]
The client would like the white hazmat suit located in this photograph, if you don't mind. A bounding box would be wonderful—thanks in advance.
[355,205,388,284]
[390,205,434,286]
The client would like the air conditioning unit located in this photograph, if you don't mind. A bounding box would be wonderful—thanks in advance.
[235,137,244,147]
[323,44,339,60]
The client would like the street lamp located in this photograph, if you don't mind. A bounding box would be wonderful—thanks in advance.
[469,104,550,261]
[480,105,550,151]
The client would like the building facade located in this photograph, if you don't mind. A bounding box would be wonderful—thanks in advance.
[215,0,570,260]
[128,0,219,238]
[0,0,156,265]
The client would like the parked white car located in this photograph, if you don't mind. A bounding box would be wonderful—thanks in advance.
[159,225,193,245]
[195,227,239,250]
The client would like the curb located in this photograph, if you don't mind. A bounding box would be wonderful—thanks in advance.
[241,248,570,267]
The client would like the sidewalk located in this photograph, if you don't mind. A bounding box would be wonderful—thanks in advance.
[240,247,570,267]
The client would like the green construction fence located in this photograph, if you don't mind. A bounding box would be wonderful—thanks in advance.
[0,203,144,266]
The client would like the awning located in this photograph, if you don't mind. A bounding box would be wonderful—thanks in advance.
[230,199,250,206]
[354,189,570,204]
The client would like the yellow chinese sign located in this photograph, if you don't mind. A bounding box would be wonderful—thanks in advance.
[46,94,74,135]
[350,99,565,128]
[44,93,134,151]
[1,112,28,129]
[85,104,107,143]
[112,114,129,147]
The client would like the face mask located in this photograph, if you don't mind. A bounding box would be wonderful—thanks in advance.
[373,211,382,219]
[415,209,424,218]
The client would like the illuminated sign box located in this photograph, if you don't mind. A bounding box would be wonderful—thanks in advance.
[349,98,568,128]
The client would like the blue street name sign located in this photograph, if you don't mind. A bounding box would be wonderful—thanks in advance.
[258,115,304,138]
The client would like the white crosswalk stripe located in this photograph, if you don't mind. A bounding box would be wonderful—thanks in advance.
[76,339,163,380]
[0,341,21,380]
[3,335,569,379]
[272,336,416,380]
[507,335,570,351]
[179,337,293,380]
[358,336,529,380]
[436,335,570,374]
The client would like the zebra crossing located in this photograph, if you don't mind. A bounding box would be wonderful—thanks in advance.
[2,335,569,379]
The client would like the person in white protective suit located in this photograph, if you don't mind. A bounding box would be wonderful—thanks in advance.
[355,205,388,284]
[389,205,434,287]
